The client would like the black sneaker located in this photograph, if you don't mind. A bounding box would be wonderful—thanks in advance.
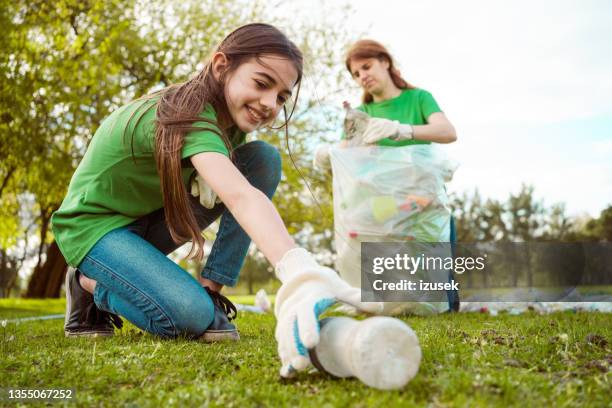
[200,287,240,342]
[64,267,123,337]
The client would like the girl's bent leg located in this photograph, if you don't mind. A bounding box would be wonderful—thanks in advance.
[108,140,281,290]
[202,140,282,286]
[78,227,215,338]
[447,216,460,311]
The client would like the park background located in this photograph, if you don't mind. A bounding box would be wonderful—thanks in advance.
[1,0,610,298]
[1,1,610,406]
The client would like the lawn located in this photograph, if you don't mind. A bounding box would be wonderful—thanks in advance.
[0,298,610,407]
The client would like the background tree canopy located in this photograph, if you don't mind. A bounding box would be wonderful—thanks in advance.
[0,0,360,296]
[0,0,609,297]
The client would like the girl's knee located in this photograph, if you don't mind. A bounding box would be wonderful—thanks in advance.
[243,140,282,191]
[252,140,281,163]
[163,293,215,338]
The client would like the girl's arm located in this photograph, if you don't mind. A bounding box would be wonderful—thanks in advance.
[411,112,457,144]
[190,152,296,265]
[190,153,383,380]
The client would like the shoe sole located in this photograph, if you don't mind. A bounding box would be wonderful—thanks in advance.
[64,267,74,330]
[65,330,114,338]
[199,330,240,342]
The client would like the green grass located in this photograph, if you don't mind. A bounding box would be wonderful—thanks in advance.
[0,299,610,407]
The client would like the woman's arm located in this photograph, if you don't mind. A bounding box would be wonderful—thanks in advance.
[411,112,457,144]
[190,152,296,265]
[361,112,457,145]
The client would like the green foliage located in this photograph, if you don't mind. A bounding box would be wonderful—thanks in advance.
[578,206,612,242]
[1,0,361,289]
[0,0,314,290]
[451,185,610,243]
[257,7,362,256]
[240,252,274,295]
[1,299,610,406]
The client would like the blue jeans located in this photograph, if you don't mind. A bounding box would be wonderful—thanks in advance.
[447,216,460,311]
[77,141,282,338]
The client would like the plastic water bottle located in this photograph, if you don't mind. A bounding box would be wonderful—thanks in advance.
[342,101,370,146]
[309,316,421,390]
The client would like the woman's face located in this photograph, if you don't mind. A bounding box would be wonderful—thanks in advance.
[349,57,391,96]
[218,54,299,133]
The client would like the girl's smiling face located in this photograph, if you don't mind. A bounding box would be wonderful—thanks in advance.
[214,53,299,133]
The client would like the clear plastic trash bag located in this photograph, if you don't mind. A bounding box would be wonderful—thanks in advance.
[329,143,458,315]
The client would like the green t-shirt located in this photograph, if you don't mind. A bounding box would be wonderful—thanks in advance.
[357,88,442,147]
[51,98,245,267]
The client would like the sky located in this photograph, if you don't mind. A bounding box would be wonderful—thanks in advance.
[291,0,612,216]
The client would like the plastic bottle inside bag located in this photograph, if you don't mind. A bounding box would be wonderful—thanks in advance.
[310,316,422,390]
[343,101,370,146]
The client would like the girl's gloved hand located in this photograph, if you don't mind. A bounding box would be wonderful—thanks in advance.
[274,247,383,378]
[190,174,221,209]
[363,117,413,144]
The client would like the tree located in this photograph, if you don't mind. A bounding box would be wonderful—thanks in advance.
[450,185,587,288]
[1,0,361,296]
[260,6,362,264]
[241,250,273,295]
[580,206,612,242]
[2,0,264,297]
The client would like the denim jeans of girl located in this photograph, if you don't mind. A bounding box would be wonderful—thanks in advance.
[77,140,282,338]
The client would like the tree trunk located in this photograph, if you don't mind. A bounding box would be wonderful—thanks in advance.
[0,249,19,298]
[510,245,519,287]
[24,241,68,298]
[524,245,533,288]
[247,268,254,295]
[34,208,52,272]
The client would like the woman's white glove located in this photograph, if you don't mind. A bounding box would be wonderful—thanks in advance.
[312,144,332,170]
[190,174,221,209]
[363,117,413,144]
[274,247,383,378]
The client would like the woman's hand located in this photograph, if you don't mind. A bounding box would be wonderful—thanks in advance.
[362,113,457,144]
[363,118,414,144]
[274,248,383,378]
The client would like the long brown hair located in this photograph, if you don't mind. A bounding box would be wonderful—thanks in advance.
[345,39,414,104]
[127,23,303,260]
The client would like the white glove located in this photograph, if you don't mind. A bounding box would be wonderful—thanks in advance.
[190,174,221,209]
[274,247,383,378]
[312,144,332,170]
[363,117,413,144]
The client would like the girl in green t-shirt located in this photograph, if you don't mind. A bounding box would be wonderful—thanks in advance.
[56,23,382,379]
